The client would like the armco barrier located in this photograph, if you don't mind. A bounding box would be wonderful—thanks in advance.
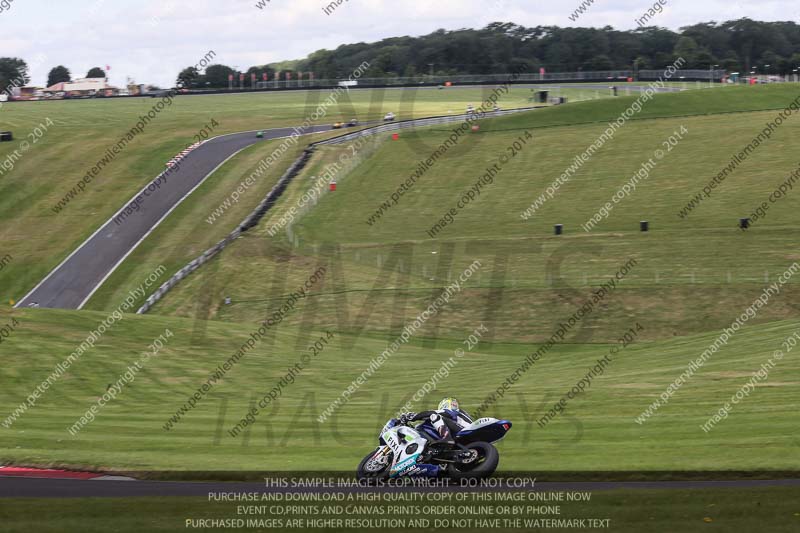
[316,106,540,147]
[136,148,314,314]
[136,106,539,314]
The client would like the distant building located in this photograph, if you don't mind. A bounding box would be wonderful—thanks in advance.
[126,83,148,96]
[10,86,44,100]
[44,77,119,98]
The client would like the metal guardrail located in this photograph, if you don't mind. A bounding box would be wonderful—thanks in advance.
[136,148,315,314]
[317,106,542,146]
[244,70,727,91]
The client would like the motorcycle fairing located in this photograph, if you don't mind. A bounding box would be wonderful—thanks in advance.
[455,417,512,444]
[383,425,429,478]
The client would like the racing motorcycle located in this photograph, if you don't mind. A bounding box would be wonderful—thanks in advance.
[356,414,512,481]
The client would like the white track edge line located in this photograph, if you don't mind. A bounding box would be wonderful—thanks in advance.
[76,129,334,309]
[14,126,323,309]
[14,141,210,308]
[75,146,251,310]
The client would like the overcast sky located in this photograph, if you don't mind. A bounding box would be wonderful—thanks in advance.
[1,0,796,87]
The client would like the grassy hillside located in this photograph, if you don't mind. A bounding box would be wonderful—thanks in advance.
[0,308,797,473]
[83,136,319,312]
[152,85,800,343]
[2,84,797,478]
[1,85,577,305]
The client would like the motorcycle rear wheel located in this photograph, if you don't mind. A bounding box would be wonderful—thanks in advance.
[447,442,499,480]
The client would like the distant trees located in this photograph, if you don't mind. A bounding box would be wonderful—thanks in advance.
[203,64,235,88]
[174,18,800,88]
[176,66,200,88]
[47,66,71,87]
[174,63,280,89]
[290,19,800,77]
[86,67,106,78]
[0,57,29,93]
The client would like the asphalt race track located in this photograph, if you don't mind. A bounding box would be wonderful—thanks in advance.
[1,476,798,498]
[15,123,334,310]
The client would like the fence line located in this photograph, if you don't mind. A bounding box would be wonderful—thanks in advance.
[246,70,727,90]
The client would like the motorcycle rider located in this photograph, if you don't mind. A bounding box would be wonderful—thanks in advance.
[398,397,473,443]
[376,398,473,477]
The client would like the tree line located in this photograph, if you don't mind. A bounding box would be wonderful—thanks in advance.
[173,19,800,87]
[3,18,800,94]
[0,61,108,94]
[288,19,800,79]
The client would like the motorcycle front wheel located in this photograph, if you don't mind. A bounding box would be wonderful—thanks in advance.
[356,448,391,482]
[447,442,499,480]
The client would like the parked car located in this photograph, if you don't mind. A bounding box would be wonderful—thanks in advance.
[256,131,264,138]
[348,119,359,127]
[332,122,344,129]
[383,112,396,121]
